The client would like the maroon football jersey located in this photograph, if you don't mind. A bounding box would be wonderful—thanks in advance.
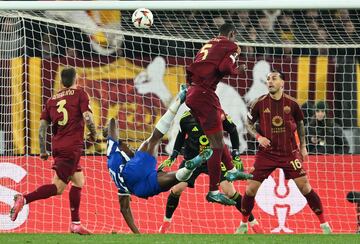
[40,87,91,150]
[187,36,238,91]
[248,93,304,160]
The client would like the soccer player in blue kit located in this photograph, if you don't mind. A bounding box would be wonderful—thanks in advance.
[105,85,212,233]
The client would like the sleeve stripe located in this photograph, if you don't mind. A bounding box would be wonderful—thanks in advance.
[117,192,130,196]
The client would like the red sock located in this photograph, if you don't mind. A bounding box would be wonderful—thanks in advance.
[241,193,255,222]
[24,184,57,204]
[221,144,234,170]
[69,186,82,222]
[207,148,222,191]
[304,189,326,223]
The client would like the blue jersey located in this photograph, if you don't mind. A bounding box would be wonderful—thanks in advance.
[106,138,131,195]
[106,138,163,199]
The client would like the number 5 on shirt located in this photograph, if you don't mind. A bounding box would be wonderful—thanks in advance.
[199,44,213,60]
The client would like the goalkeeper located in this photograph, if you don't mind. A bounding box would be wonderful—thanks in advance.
[158,110,262,234]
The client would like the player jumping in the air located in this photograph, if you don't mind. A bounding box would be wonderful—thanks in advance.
[10,67,97,234]
[186,23,251,205]
[158,110,262,234]
[105,85,213,233]
[238,70,332,234]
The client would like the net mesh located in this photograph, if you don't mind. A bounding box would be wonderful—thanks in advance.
[0,9,359,234]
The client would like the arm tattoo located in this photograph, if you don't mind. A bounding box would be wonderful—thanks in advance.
[297,120,306,148]
[246,119,258,138]
[83,111,97,137]
[39,120,48,154]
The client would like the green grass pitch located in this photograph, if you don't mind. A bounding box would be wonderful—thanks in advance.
[0,234,358,244]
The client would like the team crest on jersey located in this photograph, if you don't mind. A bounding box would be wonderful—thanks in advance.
[264,108,271,113]
[284,106,291,114]
[272,116,283,127]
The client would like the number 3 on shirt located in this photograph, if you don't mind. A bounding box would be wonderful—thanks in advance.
[199,44,213,60]
[56,99,68,126]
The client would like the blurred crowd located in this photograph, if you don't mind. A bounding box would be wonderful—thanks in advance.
[121,9,360,57]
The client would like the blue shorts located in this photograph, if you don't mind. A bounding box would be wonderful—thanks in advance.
[122,150,162,198]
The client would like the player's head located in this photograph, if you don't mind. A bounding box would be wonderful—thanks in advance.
[61,67,77,88]
[219,23,236,41]
[266,70,285,94]
[315,101,327,121]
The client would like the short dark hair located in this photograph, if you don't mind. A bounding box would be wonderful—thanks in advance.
[315,101,327,111]
[61,67,76,88]
[218,23,236,36]
[271,69,285,80]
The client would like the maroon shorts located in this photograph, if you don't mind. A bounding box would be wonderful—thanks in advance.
[251,152,307,182]
[185,85,224,134]
[52,147,82,184]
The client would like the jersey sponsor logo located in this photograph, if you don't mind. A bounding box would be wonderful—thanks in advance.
[272,116,283,127]
[264,108,271,113]
[199,135,210,153]
[284,106,291,114]
[192,126,199,132]
[220,162,227,172]
[255,169,307,233]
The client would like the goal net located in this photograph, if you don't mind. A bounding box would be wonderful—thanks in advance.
[0,6,359,234]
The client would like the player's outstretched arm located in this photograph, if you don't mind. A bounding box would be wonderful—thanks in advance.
[106,118,118,139]
[223,116,240,150]
[218,47,246,75]
[224,118,244,171]
[246,118,271,148]
[83,111,97,142]
[159,130,185,170]
[118,195,140,234]
[39,119,49,160]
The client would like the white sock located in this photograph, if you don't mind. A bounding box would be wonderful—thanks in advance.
[228,167,237,173]
[210,190,220,195]
[320,222,330,227]
[175,167,193,181]
[240,221,248,226]
[155,98,181,134]
[249,219,258,227]
[164,217,172,222]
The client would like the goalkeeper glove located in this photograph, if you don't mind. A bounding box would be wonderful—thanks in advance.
[231,149,244,172]
[158,150,179,171]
